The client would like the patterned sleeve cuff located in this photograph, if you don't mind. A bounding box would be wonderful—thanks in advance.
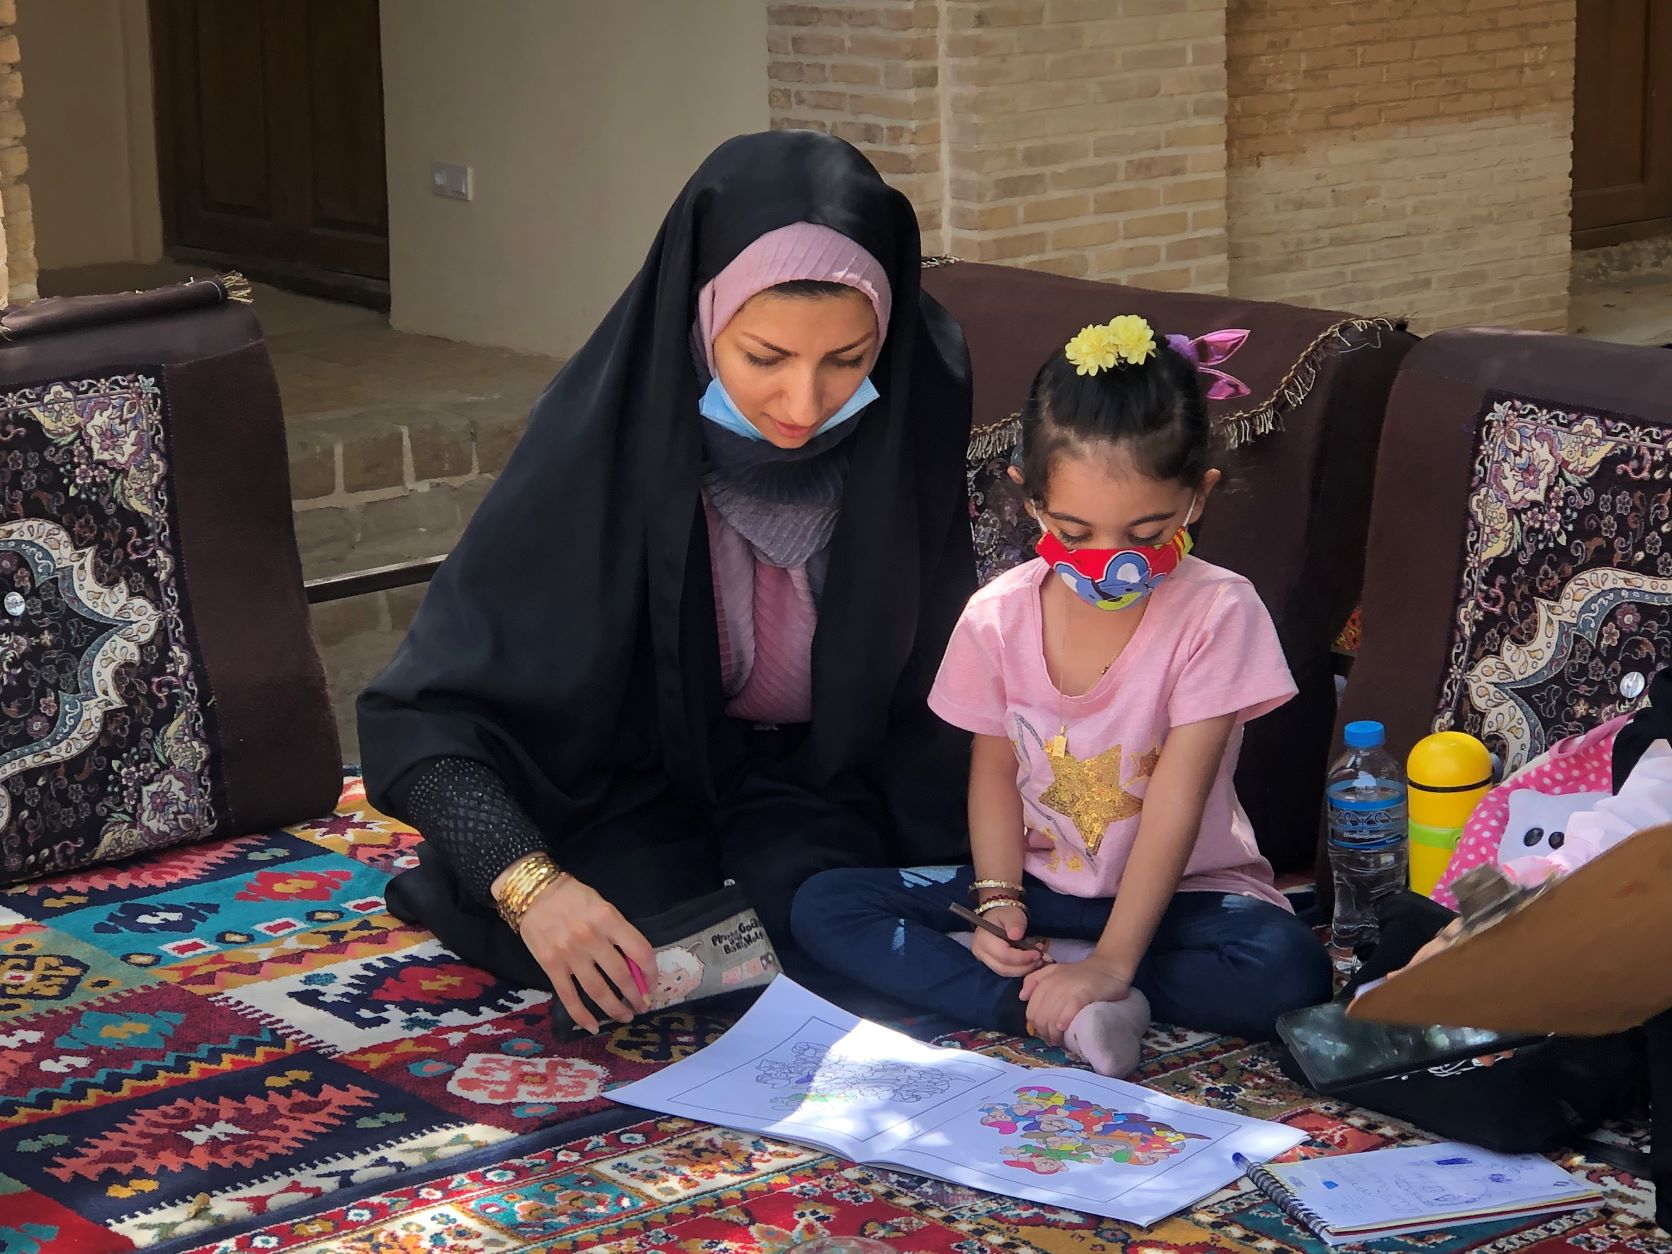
[402,758,550,909]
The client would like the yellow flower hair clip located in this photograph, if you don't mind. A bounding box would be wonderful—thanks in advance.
[1063,315,1158,376]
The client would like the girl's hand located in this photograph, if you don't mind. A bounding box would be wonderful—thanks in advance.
[970,905,1046,979]
[1020,956,1130,1045]
[518,877,655,1033]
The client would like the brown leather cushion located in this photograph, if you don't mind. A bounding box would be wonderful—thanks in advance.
[0,280,339,883]
[925,261,1416,870]
[1343,329,1672,775]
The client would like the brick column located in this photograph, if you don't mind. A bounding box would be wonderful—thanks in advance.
[769,3,947,253]
[768,0,1231,293]
[940,0,1228,290]
[0,0,34,306]
[1226,0,1576,331]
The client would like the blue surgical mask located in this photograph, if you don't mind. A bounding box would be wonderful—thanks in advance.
[698,374,879,442]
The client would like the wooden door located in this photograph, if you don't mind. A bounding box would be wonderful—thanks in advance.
[150,0,389,298]
[1572,0,1672,248]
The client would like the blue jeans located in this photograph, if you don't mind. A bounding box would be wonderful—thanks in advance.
[790,865,1332,1041]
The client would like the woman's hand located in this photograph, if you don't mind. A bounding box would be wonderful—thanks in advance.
[1020,956,1130,1045]
[518,877,655,1033]
[971,905,1046,979]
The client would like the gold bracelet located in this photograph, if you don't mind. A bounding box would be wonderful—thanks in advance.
[501,865,567,930]
[504,857,566,920]
[974,896,1027,917]
[970,878,1025,896]
[496,852,552,904]
[494,852,568,929]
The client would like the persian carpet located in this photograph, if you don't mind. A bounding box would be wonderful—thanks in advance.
[0,773,733,1253]
[174,1026,1664,1254]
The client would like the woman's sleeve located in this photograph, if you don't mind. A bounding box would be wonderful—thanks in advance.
[399,758,551,908]
[873,501,981,867]
[1168,582,1297,728]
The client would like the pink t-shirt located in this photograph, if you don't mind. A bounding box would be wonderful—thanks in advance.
[928,557,1296,908]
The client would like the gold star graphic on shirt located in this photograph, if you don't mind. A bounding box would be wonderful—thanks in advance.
[1039,740,1154,858]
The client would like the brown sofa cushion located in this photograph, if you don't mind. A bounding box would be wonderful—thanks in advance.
[1342,329,1672,775]
[925,261,1416,870]
[0,278,340,884]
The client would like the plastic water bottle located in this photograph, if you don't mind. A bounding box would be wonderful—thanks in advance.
[1327,720,1409,963]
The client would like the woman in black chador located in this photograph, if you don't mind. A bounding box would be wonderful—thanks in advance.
[359,131,976,1033]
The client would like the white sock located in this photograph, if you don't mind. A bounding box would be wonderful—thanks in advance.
[1064,989,1152,1078]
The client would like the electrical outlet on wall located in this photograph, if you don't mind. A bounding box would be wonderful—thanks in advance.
[431,163,472,201]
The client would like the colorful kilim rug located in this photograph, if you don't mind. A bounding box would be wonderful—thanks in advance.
[174,1028,1665,1254]
[3,775,1660,1253]
[0,773,734,1254]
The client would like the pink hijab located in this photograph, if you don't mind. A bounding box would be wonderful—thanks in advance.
[694,222,891,375]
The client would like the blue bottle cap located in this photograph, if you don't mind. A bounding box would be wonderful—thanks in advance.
[1343,720,1385,750]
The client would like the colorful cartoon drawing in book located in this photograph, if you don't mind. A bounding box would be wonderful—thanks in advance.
[979,1085,1209,1174]
[754,1041,980,1110]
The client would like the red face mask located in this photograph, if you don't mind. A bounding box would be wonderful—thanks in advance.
[1036,525,1193,612]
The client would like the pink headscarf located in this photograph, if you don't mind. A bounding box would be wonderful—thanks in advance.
[695,222,891,374]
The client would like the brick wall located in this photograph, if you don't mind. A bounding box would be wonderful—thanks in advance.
[1226,0,1576,331]
[769,2,947,253]
[768,0,1232,292]
[0,0,32,306]
[768,0,1576,329]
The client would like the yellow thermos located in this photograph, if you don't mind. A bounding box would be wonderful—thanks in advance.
[1406,731,1493,896]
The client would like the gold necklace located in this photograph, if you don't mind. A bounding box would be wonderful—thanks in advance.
[1046,589,1120,757]
[1049,597,1070,757]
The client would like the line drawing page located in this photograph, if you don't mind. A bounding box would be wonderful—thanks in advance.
[609,979,1008,1160]
[608,978,1304,1224]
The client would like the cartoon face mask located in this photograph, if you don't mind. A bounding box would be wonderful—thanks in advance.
[1036,522,1194,611]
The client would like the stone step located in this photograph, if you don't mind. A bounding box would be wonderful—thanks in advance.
[288,401,527,582]
[288,402,544,763]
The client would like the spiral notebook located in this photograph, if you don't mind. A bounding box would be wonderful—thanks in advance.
[1243,1142,1602,1246]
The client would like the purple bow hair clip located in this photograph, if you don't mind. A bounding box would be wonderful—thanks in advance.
[1164,329,1252,402]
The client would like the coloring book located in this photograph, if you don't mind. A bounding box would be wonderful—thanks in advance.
[608,978,1304,1226]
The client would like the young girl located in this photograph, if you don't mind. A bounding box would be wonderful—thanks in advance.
[792,315,1333,1075]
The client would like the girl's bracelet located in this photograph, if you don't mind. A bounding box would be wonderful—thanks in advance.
[970,878,1025,897]
[974,896,1027,917]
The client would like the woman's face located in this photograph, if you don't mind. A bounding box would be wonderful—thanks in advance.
[711,288,879,449]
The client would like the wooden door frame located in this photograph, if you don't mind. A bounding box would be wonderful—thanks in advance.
[147,0,392,309]
[1572,0,1672,250]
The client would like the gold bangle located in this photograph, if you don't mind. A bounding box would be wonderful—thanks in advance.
[505,858,564,915]
[974,896,1027,917]
[497,852,554,909]
[494,852,568,929]
[970,878,1025,896]
[502,866,566,930]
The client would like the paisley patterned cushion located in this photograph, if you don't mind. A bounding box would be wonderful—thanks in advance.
[0,375,219,876]
[1343,328,1672,785]
[1438,395,1672,769]
[966,440,1033,589]
[0,281,340,884]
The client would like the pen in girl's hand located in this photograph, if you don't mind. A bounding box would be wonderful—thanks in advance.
[949,901,1051,953]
